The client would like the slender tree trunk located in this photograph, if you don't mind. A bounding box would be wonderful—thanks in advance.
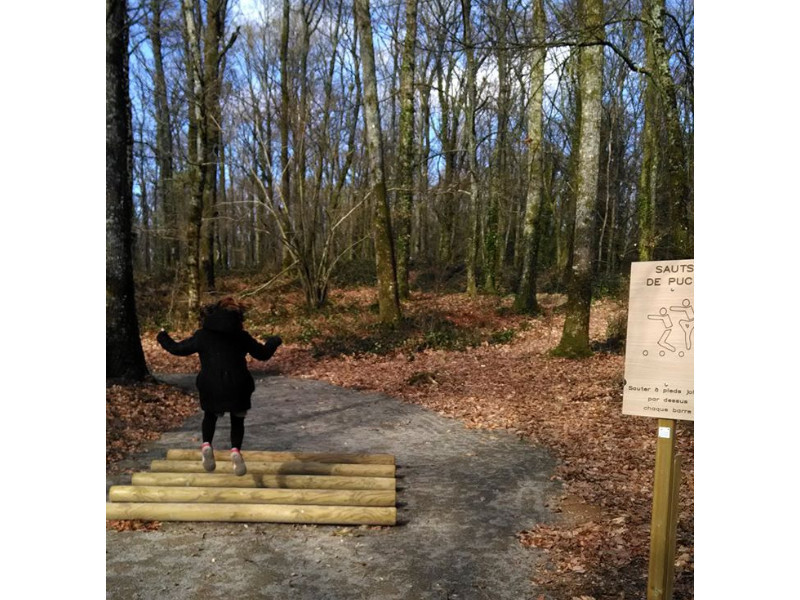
[434,52,456,265]
[484,0,510,294]
[135,120,152,273]
[555,0,604,358]
[395,0,418,299]
[354,0,402,325]
[462,0,479,297]
[417,74,432,263]
[107,0,150,381]
[279,0,292,266]
[146,0,177,272]
[218,133,229,273]
[514,0,546,314]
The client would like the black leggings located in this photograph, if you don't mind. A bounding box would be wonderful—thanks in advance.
[202,411,246,450]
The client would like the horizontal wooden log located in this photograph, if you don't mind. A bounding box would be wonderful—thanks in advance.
[166,449,395,465]
[131,472,396,490]
[150,459,394,478]
[106,502,396,525]
[108,485,395,507]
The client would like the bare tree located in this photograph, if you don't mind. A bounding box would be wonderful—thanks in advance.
[395,0,419,299]
[181,0,205,313]
[554,0,604,358]
[145,0,178,271]
[637,0,691,261]
[514,0,546,313]
[461,0,480,296]
[354,0,402,325]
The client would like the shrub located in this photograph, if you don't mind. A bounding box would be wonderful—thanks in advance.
[489,328,516,345]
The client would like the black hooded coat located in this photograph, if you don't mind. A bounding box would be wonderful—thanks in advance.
[156,309,281,414]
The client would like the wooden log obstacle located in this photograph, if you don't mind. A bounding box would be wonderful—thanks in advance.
[106,449,397,526]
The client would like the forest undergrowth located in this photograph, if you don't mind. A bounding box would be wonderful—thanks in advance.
[107,276,694,600]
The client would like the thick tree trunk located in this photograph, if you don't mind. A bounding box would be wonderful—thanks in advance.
[201,0,227,291]
[555,0,604,358]
[354,0,402,325]
[514,0,546,314]
[181,0,205,315]
[395,0,418,300]
[106,0,150,382]
[651,0,691,259]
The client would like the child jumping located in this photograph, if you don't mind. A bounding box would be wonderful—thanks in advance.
[156,297,282,476]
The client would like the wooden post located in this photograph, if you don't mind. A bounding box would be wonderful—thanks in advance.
[647,418,681,600]
[664,454,682,600]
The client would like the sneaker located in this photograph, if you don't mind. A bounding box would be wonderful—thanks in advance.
[201,443,216,472]
[231,449,247,476]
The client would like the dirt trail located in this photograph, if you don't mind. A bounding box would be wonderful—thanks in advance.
[106,374,561,600]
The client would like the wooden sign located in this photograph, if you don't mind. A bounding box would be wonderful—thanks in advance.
[623,260,694,421]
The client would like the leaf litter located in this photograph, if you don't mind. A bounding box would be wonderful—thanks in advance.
[109,286,693,599]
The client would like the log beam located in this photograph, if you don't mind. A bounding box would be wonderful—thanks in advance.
[106,502,396,525]
[109,485,395,507]
[166,449,395,465]
[131,472,396,490]
[150,460,395,478]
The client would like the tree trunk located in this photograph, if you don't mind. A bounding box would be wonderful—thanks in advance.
[354,0,402,326]
[279,0,292,258]
[514,0,546,314]
[135,118,152,273]
[554,0,604,358]
[461,0,479,297]
[484,0,510,294]
[637,69,658,262]
[107,0,150,382]
[417,74,432,263]
[395,0,418,300]
[201,0,228,291]
[146,0,177,272]
[650,0,691,259]
[434,49,456,265]
[181,0,205,315]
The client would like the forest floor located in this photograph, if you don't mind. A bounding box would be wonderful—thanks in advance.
[107,278,694,600]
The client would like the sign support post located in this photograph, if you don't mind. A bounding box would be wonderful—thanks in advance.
[646,418,682,600]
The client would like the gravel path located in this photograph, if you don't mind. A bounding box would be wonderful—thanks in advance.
[106,374,561,600]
